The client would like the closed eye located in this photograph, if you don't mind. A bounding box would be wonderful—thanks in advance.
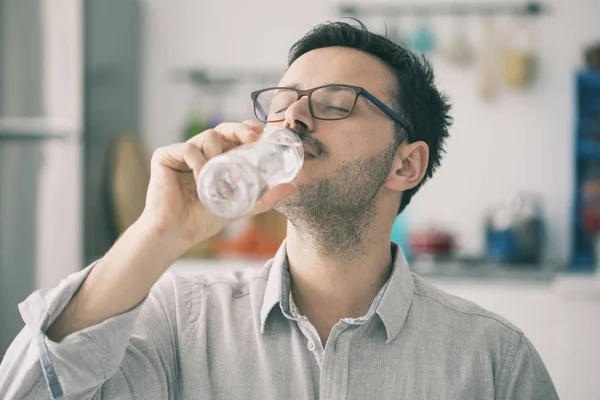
[325,105,350,113]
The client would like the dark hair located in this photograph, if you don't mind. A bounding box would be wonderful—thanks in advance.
[288,20,452,215]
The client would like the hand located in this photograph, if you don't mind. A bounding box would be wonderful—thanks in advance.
[138,121,296,251]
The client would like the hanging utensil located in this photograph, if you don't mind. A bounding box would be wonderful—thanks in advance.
[410,15,436,54]
[502,10,538,89]
[479,14,498,100]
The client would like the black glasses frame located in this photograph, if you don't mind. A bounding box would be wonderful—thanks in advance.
[250,84,412,139]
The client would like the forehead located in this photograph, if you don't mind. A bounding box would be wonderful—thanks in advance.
[280,47,396,100]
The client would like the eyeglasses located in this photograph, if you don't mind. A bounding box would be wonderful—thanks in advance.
[250,84,412,139]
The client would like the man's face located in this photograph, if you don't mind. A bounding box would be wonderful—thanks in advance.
[273,46,400,222]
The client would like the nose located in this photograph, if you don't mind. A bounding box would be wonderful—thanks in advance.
[283,96,314,132]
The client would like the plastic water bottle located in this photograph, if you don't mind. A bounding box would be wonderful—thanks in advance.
[196,126,304,218]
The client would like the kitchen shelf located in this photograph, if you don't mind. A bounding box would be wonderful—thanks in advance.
[571,70,600,272]
[577,70,600,118]
[337,1,548,17]
[171,67,283,88]
[577,118,600,138]
[577,138,600,159]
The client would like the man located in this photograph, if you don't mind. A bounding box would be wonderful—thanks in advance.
[0,21,558,399]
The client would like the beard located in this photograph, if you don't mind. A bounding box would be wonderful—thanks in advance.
[275,143,397,261]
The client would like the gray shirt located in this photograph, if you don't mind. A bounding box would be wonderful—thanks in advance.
[0,241,559,399]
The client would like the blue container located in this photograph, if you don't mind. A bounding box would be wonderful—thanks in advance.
[391,213,411,260]
[570,69,600,272]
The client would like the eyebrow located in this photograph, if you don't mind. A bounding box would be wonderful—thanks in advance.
[280,83,349,90]
[322,85,353,93]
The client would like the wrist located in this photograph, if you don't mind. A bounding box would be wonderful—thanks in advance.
[127,216,191,264]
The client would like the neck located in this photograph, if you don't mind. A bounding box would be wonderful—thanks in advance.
[285,211,395,343]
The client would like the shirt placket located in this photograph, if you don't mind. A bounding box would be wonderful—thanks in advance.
[296,318,325,368]
[319,321,355,400]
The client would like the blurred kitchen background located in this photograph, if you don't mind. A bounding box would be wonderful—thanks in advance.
[1,0,600,397]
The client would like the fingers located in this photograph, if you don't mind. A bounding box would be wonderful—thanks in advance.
[151,142,207,180]
[242,120,265,134]
[191,129,223,159]
[213,121,263,143]
[181,143,208,181]
[216,120,264,135]
[153,121,266,180]
[187,122,262,155]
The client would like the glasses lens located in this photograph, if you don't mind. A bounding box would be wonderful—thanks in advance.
[254,89,297,122]
[311,86,356,120]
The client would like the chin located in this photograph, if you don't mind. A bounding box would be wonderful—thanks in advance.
[273,199,293,219]
[274,187,305,215]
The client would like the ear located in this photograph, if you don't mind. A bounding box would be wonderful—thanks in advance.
[384,141,429,192]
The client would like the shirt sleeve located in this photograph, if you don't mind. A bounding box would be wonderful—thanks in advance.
[499,333,560,400]
[0,263,194,400]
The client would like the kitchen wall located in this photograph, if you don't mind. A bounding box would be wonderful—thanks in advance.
[141,0,600,265]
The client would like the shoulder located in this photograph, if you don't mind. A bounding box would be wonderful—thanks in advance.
[409,272,523,341]
[408,274,558,399]
[407,274,528,386]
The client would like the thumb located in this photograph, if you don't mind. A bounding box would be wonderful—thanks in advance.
[252,183,297,215]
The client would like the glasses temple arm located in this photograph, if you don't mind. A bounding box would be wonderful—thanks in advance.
[361,91,412,138]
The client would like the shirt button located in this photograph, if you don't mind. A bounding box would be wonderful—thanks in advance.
[307,340,316,351]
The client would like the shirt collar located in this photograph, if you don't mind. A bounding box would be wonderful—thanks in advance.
[376,243,415,344]
[259,240,414,344]
[259,240,288,333]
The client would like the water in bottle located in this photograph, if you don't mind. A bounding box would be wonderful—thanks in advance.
[196,126,304,218]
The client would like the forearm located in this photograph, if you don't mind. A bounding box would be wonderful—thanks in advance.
[47,218,191,341]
